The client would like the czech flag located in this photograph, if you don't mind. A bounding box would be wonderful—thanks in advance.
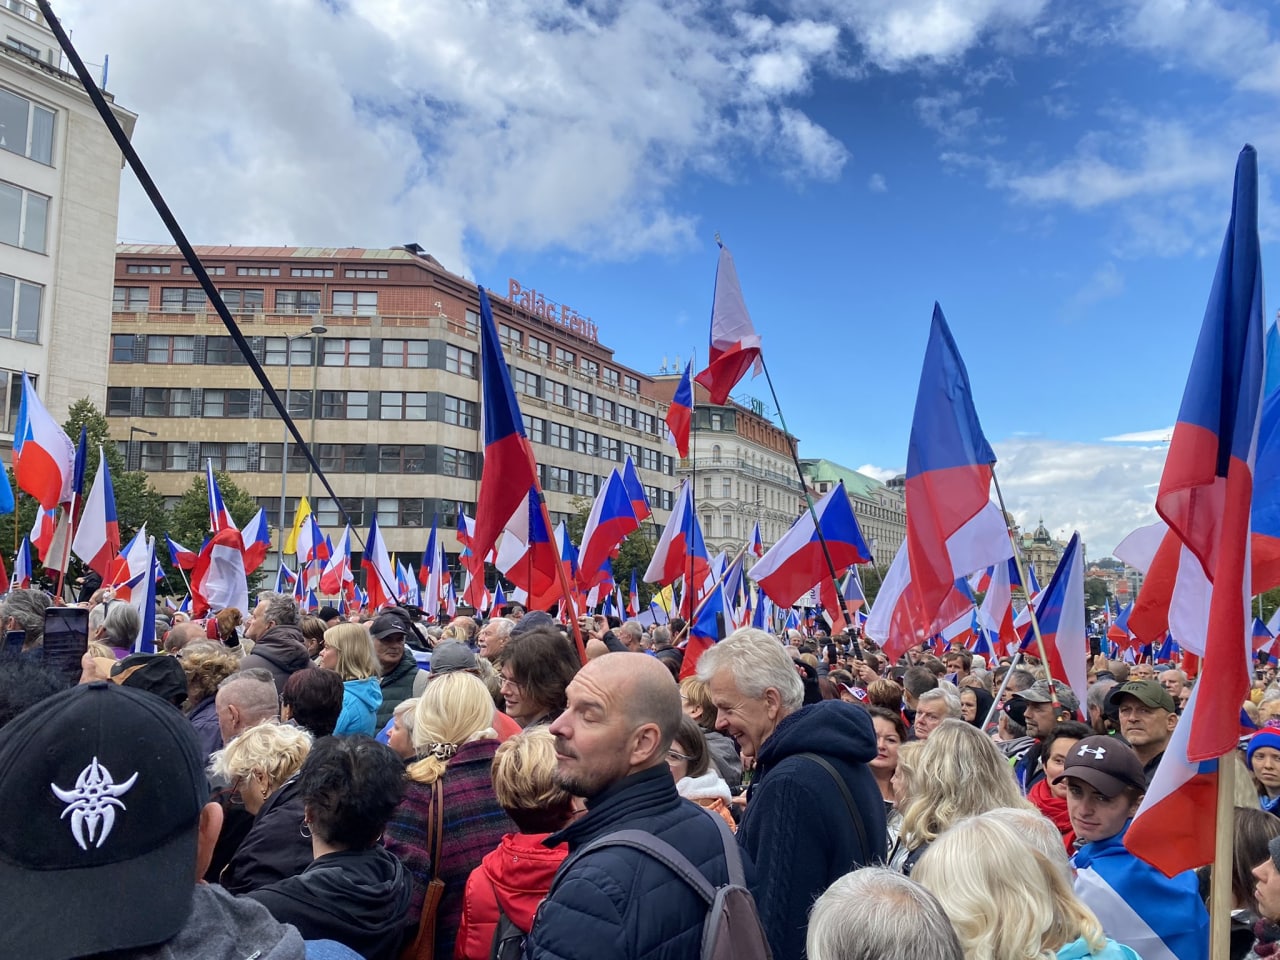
[129,536,159,653]
[1028,532,1088,712]
[191,527,249,617]
[694,242,763,405]
[903,304,996,639]
[627,570,639,618]
[241,508,271,575]
[320,525,353,596]
[665,360,694,458]
[492,580,506,614]
[206,461,237,533]
[71,448,119,578]
[12,372,75,509]
[749,521,764,559]
[1251,318,1280,590]
[166,533,199,572]
[473,286,537,565]
[683,580,729,679]
[361,516,397,610]
[274,563,297,593]
[11,537,31,589]
[621,455,651,522]
[750,482,870,609]
[643,479,711,589]
[419,515,446,616]
[578,470,639,589]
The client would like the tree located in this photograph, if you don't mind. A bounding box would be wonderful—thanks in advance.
[168,470,267,592]
[1084,577,1110,613]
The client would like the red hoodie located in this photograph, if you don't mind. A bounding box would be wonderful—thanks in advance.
[454,832,568,960]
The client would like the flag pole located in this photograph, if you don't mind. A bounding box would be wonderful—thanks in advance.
[759,356,849,622]
[687,349,698,620]
[524,448,588,664]
[990,470,1062,710]
[55,495,77,600]
[1210,756,1236,960]
[980,650,1023,730]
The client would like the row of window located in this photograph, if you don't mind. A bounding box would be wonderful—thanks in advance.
[111,334,434,369]
[496,322,639,393]
[124,265,391,280]
[115,286,379,316]
[108,385,478,424]
[514,370,657,431]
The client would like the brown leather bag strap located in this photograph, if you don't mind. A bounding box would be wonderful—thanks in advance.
[428,778,443,883]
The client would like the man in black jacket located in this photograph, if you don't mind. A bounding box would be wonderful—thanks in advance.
[699,628,885,960]
[526,652,751,960]
[369,612,420,728]
[241,593,312,694]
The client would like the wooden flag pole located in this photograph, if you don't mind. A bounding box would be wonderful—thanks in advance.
[1210,752,1236,960]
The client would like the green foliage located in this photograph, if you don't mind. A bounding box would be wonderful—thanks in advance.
[1084,577,1110,613]
[167,470,267,592]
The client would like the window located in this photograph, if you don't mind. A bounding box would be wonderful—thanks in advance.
[722,516,733,536]
[642,448,660,472]
[595,397,615,421]
[524,415,545,444]
[499,323,522,347]
[143,388,191,417]
[623,375,639,394]
[623,442,641,463]
[345,268,387,279]
[262,390,312,419]
[322,338,370,367]
[547,422,572,450]
[710,413,723,431]
[379,444,427,473]
[182,265,225,275]
[620,406,637,429]
[237,266,279,276]
[513,368,539,398]
[145,335,194,364]
[106,387,131,416]
[398,499,425,527]
[381,339,428,367]
[445,344,477,377]
[126,264,170,274]
[333,290,377,316]
[0,272,40,342]
[0,87,53,163]
[527,335,550,358]
[601,436,620,461]
[662,455,674,476]
[443,395,477,428]
[202,389,251,418]
[316,498,363,527]
[263,336,313,366]
[205,336,248,365]
[6,36,39,59]
[580,358,599,379]
[441,447,477,478]
[574,472,596,497]
[112,286,148,312]
[380,391,427,420]
[722,477,732,497]
[219,288,264,313]
[319,391,368,419]
[159,287,207,313]
[544,379,567,407]
[711,444,722,462]
[660,490,674,511]
[140,441,188,471]
[703,478,712,500]
[463,309,479,335]
[637,412,656,434]
[291,267,333,277]
[317,443,367,473]
[0,369,22,433]
[554,347,574,367]
[199,442,249,471]
[0,181,46,252]
[259,445,310,473]
[110,333,135,362]
[544,465,572,493]
[275,289,320,314]
[571,388,592,414]
[602,368,619,387]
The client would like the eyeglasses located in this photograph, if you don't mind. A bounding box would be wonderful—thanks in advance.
[227,775,245,806]
[666,750,693,764]
[499,675,522,692]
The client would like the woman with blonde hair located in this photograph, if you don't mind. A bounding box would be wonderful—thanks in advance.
[889,718,1030,875]
[383,671,513,960]
[208,720,314,894]
[913,813,1139,959]
[319,622,383,736]
[176,640,240,763]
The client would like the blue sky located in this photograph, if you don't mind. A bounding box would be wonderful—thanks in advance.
[60,0,1280,555]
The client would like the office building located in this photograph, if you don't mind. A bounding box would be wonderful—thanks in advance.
[799,458,906,570]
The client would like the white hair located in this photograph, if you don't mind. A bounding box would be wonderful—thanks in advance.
[982,806,1073,885]
[917,687,962,718]
[696,627,804,712]
[807,867,963,960]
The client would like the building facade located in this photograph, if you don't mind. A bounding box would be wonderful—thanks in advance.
[105,246,676,576]
[0,1,135,449]
[1016,520,1086,588]
[799,459,906,570]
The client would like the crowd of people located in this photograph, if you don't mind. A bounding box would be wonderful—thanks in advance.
[0,582,1274,960]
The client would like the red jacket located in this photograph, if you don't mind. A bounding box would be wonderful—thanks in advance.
[454,832,567,960]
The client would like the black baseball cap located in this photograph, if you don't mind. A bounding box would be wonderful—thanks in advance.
[0,682,207,959]
[110,653,188,706]
[370,612,410,641]
[1053,734,1147,798]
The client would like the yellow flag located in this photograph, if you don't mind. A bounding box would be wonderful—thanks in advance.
[284,496,311,556]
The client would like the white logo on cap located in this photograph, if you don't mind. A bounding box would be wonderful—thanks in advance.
[1077,744,1107,760]
[50,757,138,851]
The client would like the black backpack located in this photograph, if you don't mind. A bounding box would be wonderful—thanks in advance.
[544,811,772,960]
[490,904,524,960]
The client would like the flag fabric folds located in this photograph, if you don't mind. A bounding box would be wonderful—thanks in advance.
[577,471,639,589]
[694,243,763,405]
[749,521,764,559]
[130,537,159,654]
[240,508,271,574]
[12,372,75,509]
[166,533,199,571]
[284,496,311,556]
[621,455,651,522]
[206,461,237,533]
[320,525,353,596]
[361,516,396,610]
[903,304,996,638]
[473,286,537,565]
[644,480,710,589]
[71,448,119,578]
[1029,532,1089,711]
[665,361,694,458]
[11,537,31,589]
[191,527,249,618]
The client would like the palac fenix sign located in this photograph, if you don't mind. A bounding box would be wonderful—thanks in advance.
[506,278,600,344]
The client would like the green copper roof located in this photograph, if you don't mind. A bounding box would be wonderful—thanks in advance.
[799,459,890,499]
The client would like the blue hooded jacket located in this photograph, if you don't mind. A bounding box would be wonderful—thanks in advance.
[334,676,382,736]
[737,699,886,960]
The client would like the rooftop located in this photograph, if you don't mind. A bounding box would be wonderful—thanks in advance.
[799,458,896,501]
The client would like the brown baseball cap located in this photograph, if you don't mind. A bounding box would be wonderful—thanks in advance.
[1053,734,1147,798]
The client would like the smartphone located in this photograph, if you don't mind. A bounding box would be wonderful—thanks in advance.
[43,607,89,686]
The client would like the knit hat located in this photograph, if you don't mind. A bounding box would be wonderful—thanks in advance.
[0,682,206,959]
[1248,727,1280,770]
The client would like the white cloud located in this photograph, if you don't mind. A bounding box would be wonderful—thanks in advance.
[855,463,900,483]
[1102,428,1174,443]
[867,172,888,192]
[57,0,851,272]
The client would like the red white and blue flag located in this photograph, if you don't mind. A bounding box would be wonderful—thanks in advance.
[191,527,249,617]
[206,461,237,533]
[320,525,353,596]
[496,489,560,612]
[166,533,200,571]
[621,455,651,522]
[1028,532,1088,711]
[643,479,711,589]
[361,516,396,610]
[419,515,446,617]
[71,448,119,578]
[241,508,271,575]
[129,536,159,653]
[12,372,75,509]
[695,243,762,405]
[577,470,639,589]
[627,570,639,618]
[11,537,31,589]
[903,305,997,639]
[665,360,694,458]
[749,521,764,559]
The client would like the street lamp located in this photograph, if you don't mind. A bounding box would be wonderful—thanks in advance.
[128,425,156,470]
[277,323,327,567]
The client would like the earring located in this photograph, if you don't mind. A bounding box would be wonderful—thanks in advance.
[300,820,312,839]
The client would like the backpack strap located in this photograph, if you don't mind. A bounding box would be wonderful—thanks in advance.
[796,752,871,861]
[706,808,745,887]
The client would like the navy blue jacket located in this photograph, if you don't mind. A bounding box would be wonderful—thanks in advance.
[737,700,886,960]
[526,764,755,960]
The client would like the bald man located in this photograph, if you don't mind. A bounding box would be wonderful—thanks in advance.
[528,653,755,960]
